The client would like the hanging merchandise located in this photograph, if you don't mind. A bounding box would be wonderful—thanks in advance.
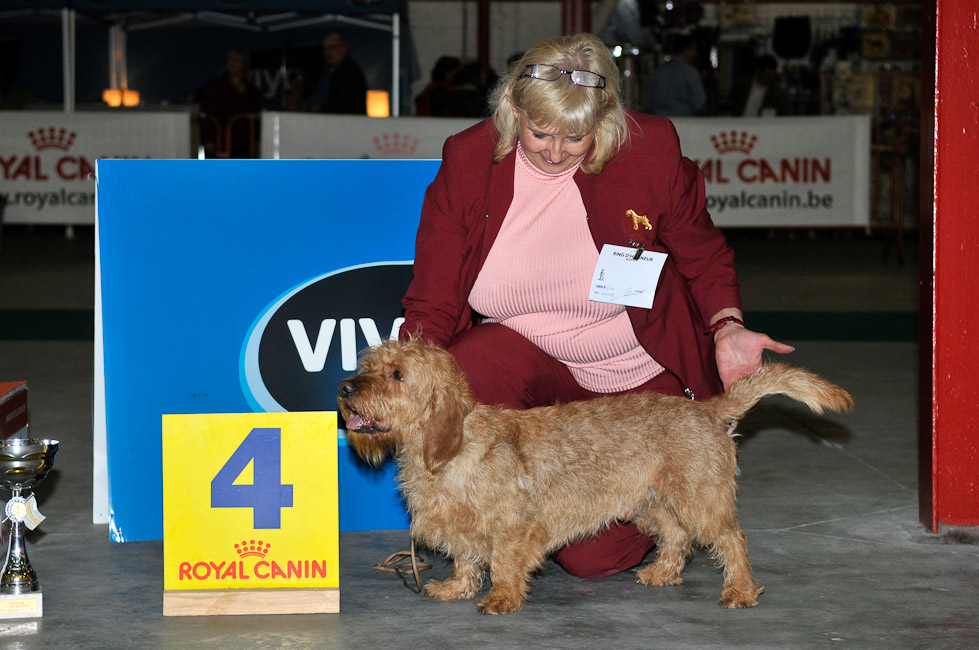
[719,3,757,29]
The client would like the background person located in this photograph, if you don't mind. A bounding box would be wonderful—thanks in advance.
[415,55,460,116]
[643,33,706,117]
[431,59,498,118]
[199,48,262,158]
[400,33,792,578]
[729,53,791,117]
[308,33,368,115]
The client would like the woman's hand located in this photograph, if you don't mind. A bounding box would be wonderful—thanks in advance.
[712,321,795,391]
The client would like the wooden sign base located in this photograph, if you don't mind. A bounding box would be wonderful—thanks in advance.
[163,587,339,617]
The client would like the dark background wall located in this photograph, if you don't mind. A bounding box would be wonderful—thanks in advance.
[0,14,397,109]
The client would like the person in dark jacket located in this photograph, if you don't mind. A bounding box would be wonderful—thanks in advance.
[415,55,460,116]
[728,54,791,117]
[310,33,368,115]
[200,48,262,157]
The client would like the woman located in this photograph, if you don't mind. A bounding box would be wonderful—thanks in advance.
[400,33,792,578]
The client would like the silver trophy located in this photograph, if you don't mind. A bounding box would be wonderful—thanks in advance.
[0,438,58,616]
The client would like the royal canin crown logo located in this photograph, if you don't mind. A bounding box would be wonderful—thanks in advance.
[3,127,92,183]
[710,131,757,155]
[373,133,419,157]
[28,127,77,152]
[235,539,271,558]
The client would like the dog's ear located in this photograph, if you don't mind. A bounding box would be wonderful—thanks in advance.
[422,385,473,474]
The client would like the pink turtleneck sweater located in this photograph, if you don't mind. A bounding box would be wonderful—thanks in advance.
[468,143,664,393]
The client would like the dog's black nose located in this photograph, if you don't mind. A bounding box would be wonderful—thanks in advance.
[338,380,358,397]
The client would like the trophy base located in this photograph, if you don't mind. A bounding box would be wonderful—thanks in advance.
[163,587,338,617]
[0,592,42,619]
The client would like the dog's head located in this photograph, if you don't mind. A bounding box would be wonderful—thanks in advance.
[337,338,475,473]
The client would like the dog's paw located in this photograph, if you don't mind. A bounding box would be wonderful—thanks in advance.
[424,579,476,600]
[475,591,525,615]
[635,564,684,587]
[718,584,764,608]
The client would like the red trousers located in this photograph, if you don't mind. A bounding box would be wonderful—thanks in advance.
[447,323,687,578]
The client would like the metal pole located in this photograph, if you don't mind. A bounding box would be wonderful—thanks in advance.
[109,23,128,92]
[461,2,468,58]
[477,0,489,65]
[561,0,591,35]
[392,12,400,117]
[109,24,118,91]
[61,8,75,112]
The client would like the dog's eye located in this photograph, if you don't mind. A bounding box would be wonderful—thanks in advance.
[391,369,404,382]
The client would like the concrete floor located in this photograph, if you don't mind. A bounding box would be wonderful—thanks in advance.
[2,225,978,649]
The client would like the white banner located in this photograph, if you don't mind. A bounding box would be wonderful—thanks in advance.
[1,112,867,228]
[0,111,191,225]
[263,113,870,228]
[260,112,480,161]
[673,116,871,228]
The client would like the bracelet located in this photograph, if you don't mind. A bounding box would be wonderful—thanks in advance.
[704,316,744,337]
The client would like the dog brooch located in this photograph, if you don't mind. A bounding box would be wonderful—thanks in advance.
[626,209,652,231]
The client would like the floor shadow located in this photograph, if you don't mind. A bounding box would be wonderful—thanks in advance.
[734,396,853,447]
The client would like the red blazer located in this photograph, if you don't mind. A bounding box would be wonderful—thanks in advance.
[401,112,741,400]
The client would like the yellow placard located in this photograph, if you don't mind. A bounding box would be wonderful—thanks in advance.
[162,412,338,592]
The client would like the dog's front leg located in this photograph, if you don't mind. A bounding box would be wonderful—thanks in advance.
[476,530,546,615]
[425,555,484,601]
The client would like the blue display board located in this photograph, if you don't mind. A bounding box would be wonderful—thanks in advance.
[97,159,440,542]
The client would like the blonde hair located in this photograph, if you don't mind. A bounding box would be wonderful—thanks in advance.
[490,33,629,175]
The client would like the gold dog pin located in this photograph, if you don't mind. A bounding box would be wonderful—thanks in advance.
[627,209,652,231]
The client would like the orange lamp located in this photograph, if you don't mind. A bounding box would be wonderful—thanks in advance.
[366,90,390,118]
[103,88,140,108]
[102,88,122,107]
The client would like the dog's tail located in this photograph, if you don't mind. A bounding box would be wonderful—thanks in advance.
[712,362,853,424]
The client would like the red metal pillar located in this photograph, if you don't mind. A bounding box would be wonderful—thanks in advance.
[561,0,591,36]
[920,0,979,530]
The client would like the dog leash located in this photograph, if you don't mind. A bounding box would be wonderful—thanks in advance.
[373,537,432,593]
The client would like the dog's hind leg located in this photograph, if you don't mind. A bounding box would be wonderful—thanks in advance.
[634,503,692,587]
[476,527,547,615]
[711,521,763,608]
[425,554,485,601]
[681,478,763,608]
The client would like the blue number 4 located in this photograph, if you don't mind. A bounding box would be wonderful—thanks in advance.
[210,427,294,529]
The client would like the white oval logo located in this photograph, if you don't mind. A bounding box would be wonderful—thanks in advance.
[241,261,413,412]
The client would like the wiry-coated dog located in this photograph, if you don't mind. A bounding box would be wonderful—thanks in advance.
[337,339,853,614]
